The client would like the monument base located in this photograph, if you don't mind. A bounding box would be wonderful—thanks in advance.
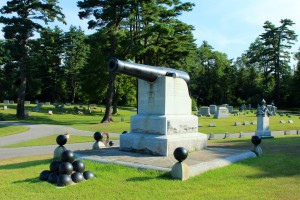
[255,131,273,139]
[120,132,207,156]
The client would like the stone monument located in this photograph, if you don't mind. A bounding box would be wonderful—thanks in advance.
[108,58,207,156]
[198,106,210,116]
[214,106,230,118]
[255,99,273,138]
[209,105,217,114]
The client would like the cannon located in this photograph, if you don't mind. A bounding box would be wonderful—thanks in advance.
[108,58,190,82]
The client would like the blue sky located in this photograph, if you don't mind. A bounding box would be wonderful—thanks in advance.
[1,0,300,61]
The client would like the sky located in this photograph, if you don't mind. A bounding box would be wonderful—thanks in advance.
[0,0,300,62]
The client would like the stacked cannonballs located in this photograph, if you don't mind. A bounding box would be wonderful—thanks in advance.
[39,134,95,187]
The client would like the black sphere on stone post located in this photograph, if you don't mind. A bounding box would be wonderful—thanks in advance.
[251,136,261,146]
[56,135,67,146]
[173,147,188,162]
[94,132,103,141]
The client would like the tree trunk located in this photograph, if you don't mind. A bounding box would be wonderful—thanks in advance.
[101,71,115,123]
[112,88,119,114]
[16,64,26,119]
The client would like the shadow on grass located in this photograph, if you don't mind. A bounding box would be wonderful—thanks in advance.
[126,172,172,182]
[13,177,40,184]
[209,136,300,179]
[0,159,51,170]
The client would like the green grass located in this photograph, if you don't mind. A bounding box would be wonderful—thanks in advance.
[1,134,119,148]
[1,103,300,134]
[0,125,29,137]
[0,136,300,199]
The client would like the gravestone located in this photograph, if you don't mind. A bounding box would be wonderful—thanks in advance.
[255,99,273,138]
[120,76,207,156]
[243,121,250,126]
[25,110,31,116]
[248,104,251,110]
[224,132,230,139]
[38,103,43,107]
[239,132,244,138]
[251,121,257,125]
[9,100,14,104]
[280,120,286,124]
[3,106,7,110]
[3,100,9,104]
[198,123,202,127]
[214,107,230,119]
[228,106,234,113]
[33,106,39,112]
[198,106,210,116]
[45,102,51,105]
[66,103,71,106]
[288,120,293,124]
[234,122,241,126]
[209,133,214,140]
[25,101,30,105]
[209,123,216,127]
[35,100,39,104]
[209,105,217,114]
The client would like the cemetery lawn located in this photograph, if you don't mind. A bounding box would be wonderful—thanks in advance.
[1,103,300,134]
[1,134,118,148]
[0,125,29,137]
[0,135,300,199]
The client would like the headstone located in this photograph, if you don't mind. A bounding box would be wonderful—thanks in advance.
[33,106,39,112]
[288,120,293,124]
[284,130,291,135]
[198,123,202,127]
[251,121,257,125]
[239,132,244,138]
[48,110,53,115]
[35,100,39,104]
[255,99,273,138]
[24,101,30,105]
[38,103,43,107]
[198,106,210,116]
[243,121,250,126]
[66,103,71,106]
[234,122,241,126]
[209,105,217,114]
[3,106,7,110]
[242,104,246,110]
[267,105,272,113]
[208,133,214,140]
[209,123,216,127]
[214,107,230,119]
[228,106,234,113]
[224,132,230,139]
[280,120,286,124]
[3,100,9,104]
[248,104,251,110]
[121,117,124,122]
[25,110,31,116]
[9,100,14,104]
[45,102,51,105]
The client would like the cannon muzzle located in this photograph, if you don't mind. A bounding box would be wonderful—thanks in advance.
[108,58,190,82]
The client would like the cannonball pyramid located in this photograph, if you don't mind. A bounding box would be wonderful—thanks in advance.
[39,135,95,187]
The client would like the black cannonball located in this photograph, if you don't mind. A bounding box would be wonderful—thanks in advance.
[57,174,72,186]
[173,147,188,162]
[49,160,61,172]
[122,131,127,134]
[39,170,51,181]
[47,172,59,184]
[59,162,73,175]
[83,171,95,180]
[109,141,114,146]
[72,160,85,173]
[71,172,84,183]
[56,135,67,146]
[94,132,103,141]
[61,150,75,163]
[251,136,262,146]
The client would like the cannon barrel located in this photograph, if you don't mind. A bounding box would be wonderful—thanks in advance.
[108,58,190,82]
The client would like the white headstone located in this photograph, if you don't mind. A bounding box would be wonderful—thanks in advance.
[24,101,30,105]
[9,100,14,104]
[3,100,9,104]
[66,103,71,106]
[45,102,51,105]
[228,106,234,113]
[3,106,7,110]
[214,107,230,119]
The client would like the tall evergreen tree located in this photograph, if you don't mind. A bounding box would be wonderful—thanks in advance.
[0,0,65,119]
[260,19,297,105]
